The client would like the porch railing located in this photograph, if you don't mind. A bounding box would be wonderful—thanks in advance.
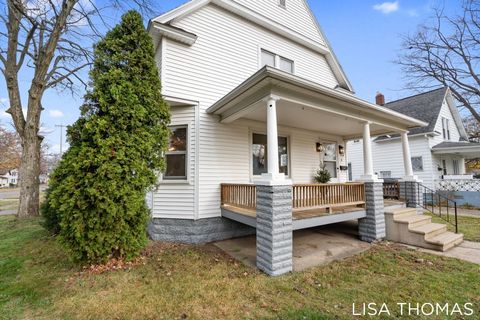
[293,183,365,211]
[383,181,400,199]
[221,183,257,210]
[220,183,366,212]
[403,181,459,233]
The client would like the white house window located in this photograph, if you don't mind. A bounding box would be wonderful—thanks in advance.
[252,133,289,176]
[453,159,460,175]
[260,49,294,74]
[261,50,275,68]
[279,0,286,8]
[164,126,187,180]
[279,57,294,73]
[442,117,451,140]
[411,156,423,172]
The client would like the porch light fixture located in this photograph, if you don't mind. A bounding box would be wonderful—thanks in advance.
[316,142,324,153]
[338,145,345,156]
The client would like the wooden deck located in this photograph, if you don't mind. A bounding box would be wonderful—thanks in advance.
[221,199,405,230]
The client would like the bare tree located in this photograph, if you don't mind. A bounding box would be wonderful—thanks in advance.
[0,125,21,170]
[464,115,480,142]
[396,0,480,124]
[0,0,156,217]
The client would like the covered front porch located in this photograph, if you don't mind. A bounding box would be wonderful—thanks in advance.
[220,183,404,230]
[207,66,427,276]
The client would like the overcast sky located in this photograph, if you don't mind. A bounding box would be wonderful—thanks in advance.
[0,0,460,153]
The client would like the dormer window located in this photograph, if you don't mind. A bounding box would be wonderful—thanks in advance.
[260,49,294,74]
[279,0,286,8]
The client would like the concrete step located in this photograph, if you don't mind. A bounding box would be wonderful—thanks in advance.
[426,232,464,252]
[394,214,431,228]
[385,207,417,218]
[409,223,447,239]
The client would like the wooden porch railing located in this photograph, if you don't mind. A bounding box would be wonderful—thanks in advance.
[383,182,400,199]
[221,183,257,210]
[220,183,366,212]
[292,183,365,211]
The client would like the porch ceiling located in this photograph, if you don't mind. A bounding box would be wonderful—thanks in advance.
[207,67,428,139]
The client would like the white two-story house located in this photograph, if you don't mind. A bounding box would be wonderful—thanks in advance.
[144,0,466,276]
[348,88,480,190]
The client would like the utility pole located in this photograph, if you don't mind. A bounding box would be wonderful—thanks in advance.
[55,124,67,154]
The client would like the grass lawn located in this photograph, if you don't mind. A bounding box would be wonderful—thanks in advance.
[0,215,479,320]
[428,213,480,242]
[0,199,19,212]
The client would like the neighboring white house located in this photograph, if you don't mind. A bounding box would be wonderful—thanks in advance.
[0,169,19,187]
[347,88,480,190]
[144,0,466,276]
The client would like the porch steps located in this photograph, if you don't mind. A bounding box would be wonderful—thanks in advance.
[385,208,463,252]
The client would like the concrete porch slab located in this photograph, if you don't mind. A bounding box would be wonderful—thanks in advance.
[213,221,371,272]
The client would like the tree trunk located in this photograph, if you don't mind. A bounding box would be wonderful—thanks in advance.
[17,129,41,218]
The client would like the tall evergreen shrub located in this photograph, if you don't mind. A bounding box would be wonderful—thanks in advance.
[42,10,170,263]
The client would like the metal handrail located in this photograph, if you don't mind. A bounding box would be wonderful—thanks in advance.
[403,181,458,233]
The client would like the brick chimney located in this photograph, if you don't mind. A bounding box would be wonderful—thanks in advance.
[375,92,385,106]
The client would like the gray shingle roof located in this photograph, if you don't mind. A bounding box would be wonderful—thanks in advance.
[432,141,480,149]
[375,87,448,141]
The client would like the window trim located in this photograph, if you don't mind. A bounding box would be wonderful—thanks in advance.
[162,125,189,182]
[250,129,291,180]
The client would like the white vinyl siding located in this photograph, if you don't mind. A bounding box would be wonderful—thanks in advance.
[154,3,341,219]
[347,136,436,189]
[162,4,338,103]
[430,99,462,147]
[232,0,326,45]
[152,106,196,219]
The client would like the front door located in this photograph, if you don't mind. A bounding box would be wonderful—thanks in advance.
[320,142,338,182]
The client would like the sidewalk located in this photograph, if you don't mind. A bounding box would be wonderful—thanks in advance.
[418,241,480,265]
[430,207,480,218]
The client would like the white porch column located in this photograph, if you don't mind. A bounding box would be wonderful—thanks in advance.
[358,122,385,242]
[255,95,292,276]
[361,122,377,181]
[267,97,280,176]
[259,96,286,183]
[399,131,422,211]
[401,131,416,180]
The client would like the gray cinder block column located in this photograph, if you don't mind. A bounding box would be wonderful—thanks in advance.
[255,184,293,276]
[359,181,386,242]
[399,180,423,212]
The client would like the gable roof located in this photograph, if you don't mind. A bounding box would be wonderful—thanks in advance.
[149,0,353,91]
[383,87,448,136]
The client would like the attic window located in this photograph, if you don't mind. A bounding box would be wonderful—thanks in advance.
[279,0,286,8]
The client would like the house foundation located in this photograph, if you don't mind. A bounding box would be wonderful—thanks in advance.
[148,217,255,244]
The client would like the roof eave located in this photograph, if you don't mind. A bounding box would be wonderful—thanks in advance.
[150,22,198,46]
[207,66,428,129]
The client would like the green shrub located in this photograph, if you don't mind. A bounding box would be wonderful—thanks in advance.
[41,11,170,263]
[314,163,331,184]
